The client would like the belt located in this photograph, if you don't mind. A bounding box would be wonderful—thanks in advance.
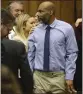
[34,70,65,77]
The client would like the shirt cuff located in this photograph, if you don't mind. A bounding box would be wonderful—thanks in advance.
[65,73,74,80]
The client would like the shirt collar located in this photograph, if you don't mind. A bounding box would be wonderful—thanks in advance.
[42,18,58,30]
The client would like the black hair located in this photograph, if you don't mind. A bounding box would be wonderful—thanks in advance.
[1,9,15,25]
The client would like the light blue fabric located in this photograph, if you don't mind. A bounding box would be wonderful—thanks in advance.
[27,19,78,80]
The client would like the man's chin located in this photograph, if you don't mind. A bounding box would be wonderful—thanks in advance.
[39,19,48,24]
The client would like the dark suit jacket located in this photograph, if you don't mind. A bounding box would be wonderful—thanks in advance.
[74,22,82,91]
[1,38,33,94]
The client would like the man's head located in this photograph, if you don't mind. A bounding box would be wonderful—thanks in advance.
[37,1,55,24]
[1,9,14,38]
[7,1,24,18]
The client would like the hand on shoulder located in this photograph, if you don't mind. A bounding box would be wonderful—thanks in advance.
[75,18,82,27]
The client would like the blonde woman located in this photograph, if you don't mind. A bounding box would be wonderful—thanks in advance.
[13,14,36,52]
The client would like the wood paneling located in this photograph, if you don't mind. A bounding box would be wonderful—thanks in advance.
[28,1,39,16]
[76,1,82,18]
[54,1,61,19]
[60,1,74,24]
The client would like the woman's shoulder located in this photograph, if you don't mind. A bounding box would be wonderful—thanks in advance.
[13,36,22,42]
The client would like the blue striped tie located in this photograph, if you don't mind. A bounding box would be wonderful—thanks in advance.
[44,26,51,71]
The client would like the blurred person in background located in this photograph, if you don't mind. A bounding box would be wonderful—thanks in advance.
[1,64,22,94]
[6,1,24,40]
[73,17,82,94]
[13,14,36,52]
[1,9,34,94]
[7,1,24,18]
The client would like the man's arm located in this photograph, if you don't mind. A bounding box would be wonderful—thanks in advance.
[27,33,36,72]
[65,26,78,80]
[65,26,78,93]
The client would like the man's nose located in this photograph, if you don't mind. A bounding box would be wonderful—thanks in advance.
[18,11,22,15]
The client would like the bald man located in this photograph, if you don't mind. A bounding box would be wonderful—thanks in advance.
[28,1,78,94]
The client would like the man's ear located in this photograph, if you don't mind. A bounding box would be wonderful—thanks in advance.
[23,26,25,30]
[50,11,53,15]
[23,21,26,30]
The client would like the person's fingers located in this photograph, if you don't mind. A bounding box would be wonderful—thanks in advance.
[72,89,77,94]
[66,80,77,94]
[70,85,77,94]
[67,84,72,94]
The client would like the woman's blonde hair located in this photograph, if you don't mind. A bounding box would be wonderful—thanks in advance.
[15,14,30,40]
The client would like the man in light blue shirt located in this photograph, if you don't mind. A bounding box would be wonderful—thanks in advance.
[28,1,78,94]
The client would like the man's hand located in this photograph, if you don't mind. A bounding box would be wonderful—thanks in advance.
[66,80,77,94]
